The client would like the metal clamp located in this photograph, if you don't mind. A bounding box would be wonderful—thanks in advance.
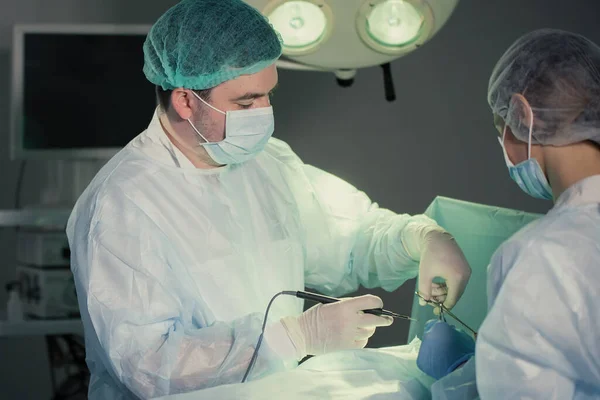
[415,291,478,338]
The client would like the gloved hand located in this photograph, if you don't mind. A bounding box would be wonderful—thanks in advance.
[279,295,393,360]
[401,224,471,311]
[417,319,475,380]
[419,232,471,311]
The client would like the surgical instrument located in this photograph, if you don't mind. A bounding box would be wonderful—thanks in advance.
[289,290,416,321]
[243,289,416,383]
[415,291,477,338]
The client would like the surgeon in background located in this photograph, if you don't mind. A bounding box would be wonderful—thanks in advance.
[417,29,600,399]
[67,0,472,398]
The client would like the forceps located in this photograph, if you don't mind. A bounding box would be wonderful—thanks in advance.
[415,291,478,339]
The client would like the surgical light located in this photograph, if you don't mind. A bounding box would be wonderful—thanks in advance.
[244,0,461,101]
[267,1,330,54]
[365,0,424,48]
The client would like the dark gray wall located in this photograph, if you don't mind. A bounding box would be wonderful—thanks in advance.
[0,0,598,398]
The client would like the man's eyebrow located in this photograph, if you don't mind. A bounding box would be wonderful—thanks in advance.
[231,92,266,101]
[231,84,279,101]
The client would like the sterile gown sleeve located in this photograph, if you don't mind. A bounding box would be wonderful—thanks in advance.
[475,237,600,399]
[430,357,479,400]
[68,191,287,399]
[296,163,442,296]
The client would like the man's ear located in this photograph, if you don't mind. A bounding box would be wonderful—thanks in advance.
[171,88,194,120]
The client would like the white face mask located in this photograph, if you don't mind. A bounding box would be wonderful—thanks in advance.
[187,91,275,165]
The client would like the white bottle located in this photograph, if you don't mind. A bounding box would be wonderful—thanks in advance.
[7,289,24,322]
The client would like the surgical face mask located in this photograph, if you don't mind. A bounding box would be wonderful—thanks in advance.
[187,91,275,165]
[497,116,553,201]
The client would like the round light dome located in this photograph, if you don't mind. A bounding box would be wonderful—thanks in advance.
[267,1,329,54]
[367,0,424,47]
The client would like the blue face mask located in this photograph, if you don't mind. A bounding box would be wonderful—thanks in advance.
[187,92,274,165]
[498,122,553,201]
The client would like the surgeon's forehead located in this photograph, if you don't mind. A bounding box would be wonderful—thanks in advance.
[221,65,278,97]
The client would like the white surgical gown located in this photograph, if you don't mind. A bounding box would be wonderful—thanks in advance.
[67,111,440,399]
[476,175,600,398]
[431,175,600,399]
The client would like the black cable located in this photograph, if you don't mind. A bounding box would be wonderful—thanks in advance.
[241,290,297,383]
[64,335,89,395]
[50,335,89,400]
[380,63,396,102]
[46,336,59,394]
[51,373,86,400]
[14,160,26,209]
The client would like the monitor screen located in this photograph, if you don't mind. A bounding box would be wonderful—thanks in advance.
[12,25,157,159]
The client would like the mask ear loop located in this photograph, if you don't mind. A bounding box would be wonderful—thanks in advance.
[516,93,534,159]
[507,94,535,159]
[527,105,534,159]
[191,91,226,115]
[186,91,226,144]
[187,119,211,144]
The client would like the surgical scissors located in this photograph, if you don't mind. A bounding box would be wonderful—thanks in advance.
[415,291,478,338]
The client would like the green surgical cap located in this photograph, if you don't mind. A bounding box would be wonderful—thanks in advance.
[143,0,283,90]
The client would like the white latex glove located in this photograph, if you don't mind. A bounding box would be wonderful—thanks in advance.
[417,232,471,311]
[278,295,393,360]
